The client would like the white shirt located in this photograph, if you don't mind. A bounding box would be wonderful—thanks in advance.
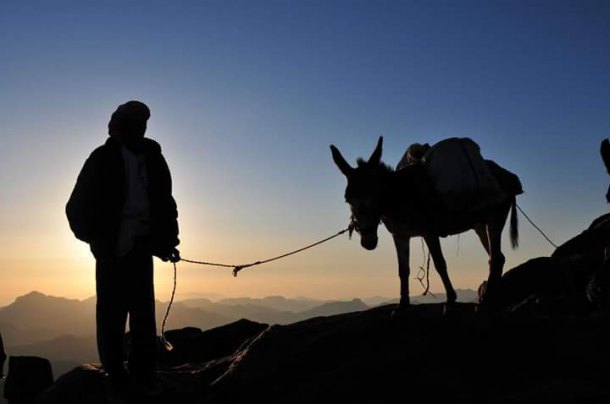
[116,146,150,257]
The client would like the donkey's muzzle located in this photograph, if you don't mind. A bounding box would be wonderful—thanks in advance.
[360,234,378,250]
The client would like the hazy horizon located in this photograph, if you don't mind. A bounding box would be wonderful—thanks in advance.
[0,287,482,308]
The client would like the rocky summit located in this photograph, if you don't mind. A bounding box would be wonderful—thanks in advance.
[35,303,610,404]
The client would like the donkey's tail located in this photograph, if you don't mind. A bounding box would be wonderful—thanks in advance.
[510,196,519,249]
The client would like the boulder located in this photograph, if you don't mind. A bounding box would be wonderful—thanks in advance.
[4,356,53,404]
[482,213,610,314]
[157,319,268,366]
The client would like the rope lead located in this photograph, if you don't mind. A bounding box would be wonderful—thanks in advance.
[160,224,353,349]
[181,225,353,276]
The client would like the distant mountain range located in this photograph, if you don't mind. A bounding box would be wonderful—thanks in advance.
[0,289,478,378]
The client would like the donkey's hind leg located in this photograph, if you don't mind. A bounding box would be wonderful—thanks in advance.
[474,225,490,255]
[478,222,506,308]
[424,235,457,304]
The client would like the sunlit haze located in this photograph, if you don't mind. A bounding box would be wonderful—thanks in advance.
[1,0,609,306]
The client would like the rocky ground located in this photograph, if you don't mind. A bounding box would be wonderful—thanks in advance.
[34,303,610,404]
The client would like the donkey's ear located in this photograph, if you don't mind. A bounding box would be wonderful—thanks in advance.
[368,136,383,165]
[330,145,353,177]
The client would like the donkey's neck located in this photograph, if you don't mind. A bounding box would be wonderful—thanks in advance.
[380,164,437,223]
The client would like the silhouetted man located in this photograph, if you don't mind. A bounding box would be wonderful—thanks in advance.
[66,101,180,395]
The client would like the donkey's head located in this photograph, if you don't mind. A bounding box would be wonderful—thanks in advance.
[330,136,392,250]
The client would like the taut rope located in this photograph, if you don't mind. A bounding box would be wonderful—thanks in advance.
[516,203,558,248]
[180,226,353,276]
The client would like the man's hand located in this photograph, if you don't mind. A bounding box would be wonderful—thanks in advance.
[160,247,181,263]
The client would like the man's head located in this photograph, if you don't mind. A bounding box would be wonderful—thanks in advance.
[108,101,150,146]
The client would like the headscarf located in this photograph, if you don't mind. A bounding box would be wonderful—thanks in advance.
[108,100,151,138]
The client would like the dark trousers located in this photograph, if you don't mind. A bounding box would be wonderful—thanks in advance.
[95,241,157,381]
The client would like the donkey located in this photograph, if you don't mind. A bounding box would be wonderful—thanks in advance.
[331,137,522,311]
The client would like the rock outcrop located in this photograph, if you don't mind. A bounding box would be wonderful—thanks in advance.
[36,304,610,404]
[482,213,610,314]
[4,356,53,404]
[157,319,267,367]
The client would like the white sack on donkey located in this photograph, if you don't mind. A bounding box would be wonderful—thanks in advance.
[399,137,504,212]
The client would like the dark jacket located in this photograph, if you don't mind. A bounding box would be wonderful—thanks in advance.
[66,137,179,260]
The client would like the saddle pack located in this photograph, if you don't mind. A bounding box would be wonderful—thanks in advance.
[398,137,505,212]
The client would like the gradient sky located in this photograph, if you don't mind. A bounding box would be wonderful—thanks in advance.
[1,0,609,305]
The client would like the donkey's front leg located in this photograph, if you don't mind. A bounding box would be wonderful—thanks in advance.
[393,235,411,311]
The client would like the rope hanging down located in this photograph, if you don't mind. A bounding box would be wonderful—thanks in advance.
[160,261,177,351]
[416,238,435,298]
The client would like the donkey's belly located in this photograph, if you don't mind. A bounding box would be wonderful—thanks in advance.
[382,217,425,238]
[383,210,483,238]
[433,210,485,237]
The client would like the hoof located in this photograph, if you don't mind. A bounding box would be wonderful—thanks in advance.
[446,290,458,305]
[475,301,502,315]
[442,302,460,316]
[391,303,411,320]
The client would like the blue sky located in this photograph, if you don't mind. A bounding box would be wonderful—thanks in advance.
[1,0,609,304]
